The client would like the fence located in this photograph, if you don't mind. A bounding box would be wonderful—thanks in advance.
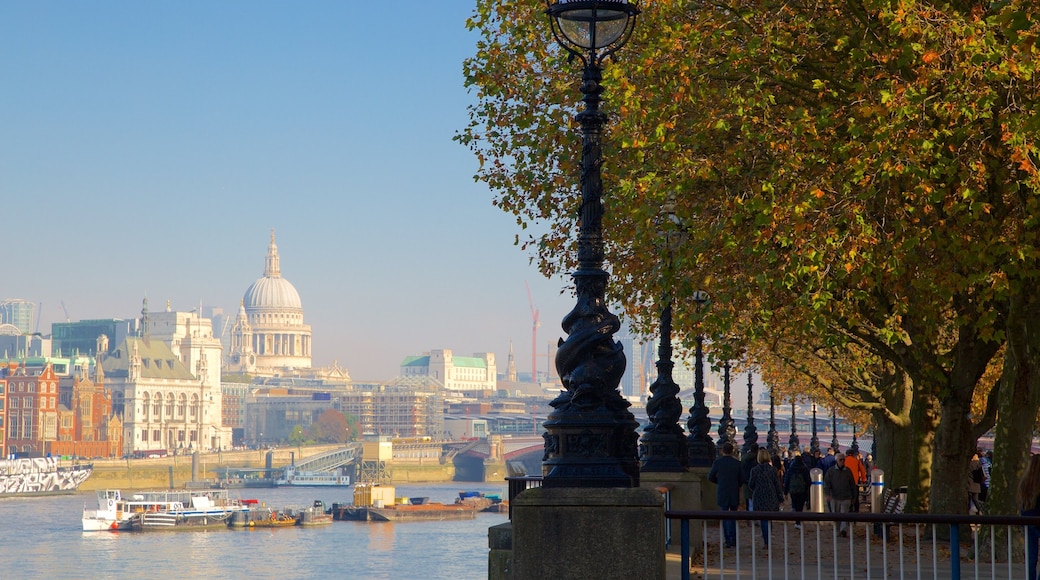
[665,509,1040,580]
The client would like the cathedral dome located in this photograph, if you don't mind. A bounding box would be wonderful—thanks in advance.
[244,276,302,310]
[243,231,303,311]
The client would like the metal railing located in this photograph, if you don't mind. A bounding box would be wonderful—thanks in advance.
[666,509,1040,580]
[506,475,543,519]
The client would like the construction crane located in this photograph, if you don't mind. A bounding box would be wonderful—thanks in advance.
[525,281,540,382]
[61,300,71,322]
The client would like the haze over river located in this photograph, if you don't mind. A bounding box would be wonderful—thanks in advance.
[0,483,508,580]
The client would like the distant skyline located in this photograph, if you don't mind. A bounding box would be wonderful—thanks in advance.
[0,2,596,381]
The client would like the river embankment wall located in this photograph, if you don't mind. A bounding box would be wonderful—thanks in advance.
[80,446,506,491]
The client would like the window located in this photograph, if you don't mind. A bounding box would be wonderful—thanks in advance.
[24,398,32,408]
[142,429,148,441]
[152,429,160,442]
[27,382,35,393]
[9,398,17,408]
[49,397,55,409]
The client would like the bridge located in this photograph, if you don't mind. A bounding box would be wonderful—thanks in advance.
[292,443,362,472]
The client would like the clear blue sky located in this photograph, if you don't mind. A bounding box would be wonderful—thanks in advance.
[0,2,581,381]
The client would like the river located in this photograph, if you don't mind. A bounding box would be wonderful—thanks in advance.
[0,483,508,580]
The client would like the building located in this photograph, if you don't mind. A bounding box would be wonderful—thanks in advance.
[52,348,123,458]
[0,299,36,335]
[52,318,136,358]
[226,231,313,375]
[338,385,444,439]
[102,304,230,454]
[4,363,60,456]
[400,349,496,397]
[243,388,338,445]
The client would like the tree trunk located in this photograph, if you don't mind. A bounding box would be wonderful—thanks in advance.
[930,396,975,515]
[906,390,939,513]
[989,290,1040,516]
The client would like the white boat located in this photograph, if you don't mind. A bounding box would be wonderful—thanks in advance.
[82,490,137,531]
[0,457,92,496]
[276,464,351,487]
[125,490,245,531]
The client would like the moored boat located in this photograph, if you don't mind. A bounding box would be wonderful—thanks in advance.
[0,457,92,497]
[275,464,351,487]
[297,500,333,526]
[332,484,478,522]
[247,507,298,528]
[82,490,137,531]
[127,490,245,531]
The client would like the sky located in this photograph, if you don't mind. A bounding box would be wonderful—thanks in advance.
[0,2,584,382]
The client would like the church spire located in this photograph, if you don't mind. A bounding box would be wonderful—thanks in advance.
[265,229,281,278]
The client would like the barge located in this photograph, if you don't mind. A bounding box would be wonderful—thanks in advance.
[331,484,478,522]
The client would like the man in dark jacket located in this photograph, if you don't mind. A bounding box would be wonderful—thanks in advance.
[708,442,745,548]
[823,454,858,537]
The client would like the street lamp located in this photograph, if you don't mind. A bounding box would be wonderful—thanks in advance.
[542,0,641,488]
[831,407,840,452]
[766,388,780,455]
[810,403,820,455]
[716,360,736,448]
[639,207,688,472]
[788,401,800,452]
[686,291,716,467]
[741,372,758,456]
[639,286,688,472]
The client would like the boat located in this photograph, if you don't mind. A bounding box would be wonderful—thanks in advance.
[247,507,299,528]
[0,457,93,497]
[127,489,245,531]
[275,464,351,487]
[297,500,333,526]
[82,490,137,531]
[331,484,478,522]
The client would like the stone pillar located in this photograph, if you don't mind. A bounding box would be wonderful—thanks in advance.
[511,487,664,579]
[640,468,710,553]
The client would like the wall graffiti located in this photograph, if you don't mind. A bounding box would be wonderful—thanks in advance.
[0,457,93,495]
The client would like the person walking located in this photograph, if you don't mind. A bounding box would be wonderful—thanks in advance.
[741,443,759,510]
[708,442,745,548]
[844,449,867,512]
[1018,454,1040,580]
[968,451,984,514]
[784,450,813,528]
[824,453,857,537]
[748,447,784,546]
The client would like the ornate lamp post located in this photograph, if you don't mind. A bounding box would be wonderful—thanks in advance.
[741,372,759,455]
[766,388,780,455]
[685,292,716,466]
[850,423,860,454]
[788,401,800,452]
[810,403,820,455]
[831,407,840,452]
[716,361,736,448]
[639,262,688,471]
[541,0,641,488]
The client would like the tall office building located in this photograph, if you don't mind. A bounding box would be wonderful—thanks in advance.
[0,299,36,334]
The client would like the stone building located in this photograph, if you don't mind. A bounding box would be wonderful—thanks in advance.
[226,231,312,375]
[400,349,496,398]
[102,304,230,454]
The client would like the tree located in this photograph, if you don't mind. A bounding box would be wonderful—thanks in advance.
[308,410,349,444]
[460,0,1040,513]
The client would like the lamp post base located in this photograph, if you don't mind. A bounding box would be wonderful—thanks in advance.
[639,429,689,473]
[542,408,640,488]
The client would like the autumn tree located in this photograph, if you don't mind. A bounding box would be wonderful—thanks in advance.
[308,410,349,444]
[460,0,1040,514]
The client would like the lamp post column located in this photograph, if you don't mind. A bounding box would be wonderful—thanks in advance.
[541,3,641,488]
[716,361,735,448]
[788,402,800,452]
[741,372,758,456]
[831,408,840,452]
[810,404,820,455]
[686,293,716,466]
[639,294,688,472]
[766,389,779,455]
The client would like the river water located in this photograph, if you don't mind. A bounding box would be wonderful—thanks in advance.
[0,483,508,580]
